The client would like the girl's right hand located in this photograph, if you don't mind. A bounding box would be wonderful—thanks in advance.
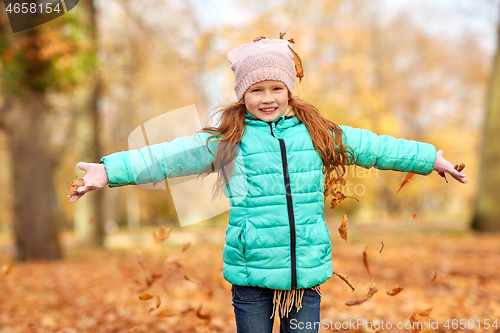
[70,162,109,203]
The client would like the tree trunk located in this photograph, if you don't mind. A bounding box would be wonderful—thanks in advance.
[9,92,62,260]
[471,4,500,232]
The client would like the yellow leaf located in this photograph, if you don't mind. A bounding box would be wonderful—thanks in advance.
[138,293,153,300]
[338,210,348,241]
[396,172,417,193]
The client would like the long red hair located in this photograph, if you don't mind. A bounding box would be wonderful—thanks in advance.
[199,94,354,197]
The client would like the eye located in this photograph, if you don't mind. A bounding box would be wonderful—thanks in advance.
[274,87,283,91]
[251,88,261,92]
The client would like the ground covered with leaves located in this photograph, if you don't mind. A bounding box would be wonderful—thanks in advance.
[1,228,499,333]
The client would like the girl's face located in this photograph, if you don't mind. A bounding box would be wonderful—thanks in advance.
[243,80,290,122]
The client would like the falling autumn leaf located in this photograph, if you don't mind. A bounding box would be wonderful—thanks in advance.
[345,298,368,306]
[196,306,211,321]
[2,262,12,275]
[363,281,378,299]
[152,228,172,244]
[454,163,465,172]
[338,210,348,241]
[288,45,304,82]
[379,241,384,254]
[363,247,371,276]
[397,172,417,193]
[288,38,295,44]
[409,313,424,333]
[334,272,355,291]
[418,307,433,316]
[138,293,153,300]
[413,214,418,220]
[148,296,162,313]
[182,242,191,252]
[387,287,403,296]
[279,29,288,39]
[66,178,84,198]
[438,172,448,183]
[183,275,197,285]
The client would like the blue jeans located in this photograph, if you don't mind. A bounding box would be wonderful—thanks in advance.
[231,284,321,333]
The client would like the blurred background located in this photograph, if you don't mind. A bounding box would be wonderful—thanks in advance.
[1,1,500,332]
[0,0,499,257]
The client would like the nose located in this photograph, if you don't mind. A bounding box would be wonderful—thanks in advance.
[262,91,275,103]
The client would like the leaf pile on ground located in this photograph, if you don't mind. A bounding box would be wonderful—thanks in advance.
[0,230,499,333]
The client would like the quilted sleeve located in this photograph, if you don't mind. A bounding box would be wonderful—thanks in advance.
[339,125,437,175]
[100,132,217,187]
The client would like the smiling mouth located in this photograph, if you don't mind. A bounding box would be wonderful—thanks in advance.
[260,107,277,113]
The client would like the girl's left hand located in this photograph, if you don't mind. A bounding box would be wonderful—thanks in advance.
[432,150,467,184]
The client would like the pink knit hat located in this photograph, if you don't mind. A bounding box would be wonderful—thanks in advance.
[227,37,298,101]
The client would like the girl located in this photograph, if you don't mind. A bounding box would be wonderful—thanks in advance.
[70,36,467,333]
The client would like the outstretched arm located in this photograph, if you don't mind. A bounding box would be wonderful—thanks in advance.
[70,131,217,203]
[340,126,467,183]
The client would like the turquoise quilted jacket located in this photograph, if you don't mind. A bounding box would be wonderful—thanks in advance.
[101,113,436,290]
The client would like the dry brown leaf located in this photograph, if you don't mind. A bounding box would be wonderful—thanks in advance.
[288,38,295,44]
[345,298,368,306]
[334,271,355,291]
[438,172,448,183]
[409,312,424,333]
[138,293,153,300]
[363,281,378,299]
[253,36,265,42]
[182,242,191,252]
[2,262,12,275]
[288,45,304,82]
[397,172,417,193]
[279,30,288,39]
[387,287,403,296]
[183,275,197,284]
[418,307,433,316]
[454,163,465,172]
[363,247,371,276]
[152,228,172,244]
[148,295,162,312]
[413,214,418,220]
[66,178,84,198]
[196,306,211,321]
[338,210,348,241]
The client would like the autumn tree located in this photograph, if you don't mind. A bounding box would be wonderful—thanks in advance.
[472,2,500,232]
[0,11,94,260]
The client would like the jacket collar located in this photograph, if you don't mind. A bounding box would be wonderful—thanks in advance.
[244,111,301,131]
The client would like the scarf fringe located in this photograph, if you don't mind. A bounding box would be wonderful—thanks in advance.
[270,285,322,319]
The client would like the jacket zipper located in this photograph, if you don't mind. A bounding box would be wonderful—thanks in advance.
[269,119,297,290]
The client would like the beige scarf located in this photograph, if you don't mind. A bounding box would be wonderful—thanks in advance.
[270,285,323,319]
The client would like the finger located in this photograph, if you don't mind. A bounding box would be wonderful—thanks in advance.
[70,193,84,204]
[77,186,93,194]
[450,170,467,184]
[437,150,444,158]
[77,162,90,172]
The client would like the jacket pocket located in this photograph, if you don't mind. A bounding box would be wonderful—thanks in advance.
[232,284,263,300]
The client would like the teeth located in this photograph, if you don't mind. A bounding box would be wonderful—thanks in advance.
[261,108,276,112]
